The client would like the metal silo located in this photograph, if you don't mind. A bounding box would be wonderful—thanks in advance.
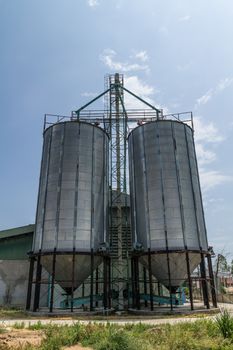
[128,120,208,293]
[33,121,109,296]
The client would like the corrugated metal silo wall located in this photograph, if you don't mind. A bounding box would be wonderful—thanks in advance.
[33,121,109,291]
[128,120,208,289]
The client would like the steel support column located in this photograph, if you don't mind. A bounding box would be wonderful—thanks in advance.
[148,249,154,311]
[33,252,42,312]
[108,257,111,309]
[186,251,194,310]
[131,257,135,308]
[207,253,217,308]
[103,256,109,309]
[166,251,173,311]
[90,249,94,311]
[200,253,210,309]
[71,248,75,312]
[49,249,56,313]
[143,267,148,308]
[95,266,99,308]
[134,256,140,310]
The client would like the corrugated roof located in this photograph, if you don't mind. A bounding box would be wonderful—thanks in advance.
[0,224,35,240]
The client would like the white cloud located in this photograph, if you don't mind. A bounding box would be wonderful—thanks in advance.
[196,89,213,106]
[203,196,224,212]
[199,169,233,192]
[178,15,191,22]
[87,0,99,7]
[99,49,149,73]
[194,117,224,143]
[216,77,233,92]
[196,77,233,106]
[134,51,149,62]
[124,75,155,109]
[125,76,154,97]
[123,75,168,113]
[206,197,224,204]
[194,117,232,192]
[195,144,216,166]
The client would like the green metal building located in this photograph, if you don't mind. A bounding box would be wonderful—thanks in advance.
[0,225,34,306]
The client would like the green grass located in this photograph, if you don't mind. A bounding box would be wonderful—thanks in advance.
[28,321,47,330]
[8,316,233,350]
[216,309,233,338]
[5,310,233,350]
[13,321,26,329]
[0,307,28,319]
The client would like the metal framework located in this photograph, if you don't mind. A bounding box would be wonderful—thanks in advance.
[106,73,127,310]
[26,73,217,313]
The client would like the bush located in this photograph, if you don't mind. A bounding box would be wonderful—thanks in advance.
[13,321,25,329]
[39,323,85,350]
[216,309,233,338]
[8,316,233,350]
[95,327,139,350]
[28,321,45,330]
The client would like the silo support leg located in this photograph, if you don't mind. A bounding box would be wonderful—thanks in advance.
[103,256,108,309]
[90,249,94,311]
[134,257,140,310]
[143,267,148,308]
[148,250,154,311]
[49,250,56,313]
[200,253,210,309]
[71,249,75,312]
[108,257,111,309]
[131,258,135,308]
[26,257,35,311]
[166,252,173,311]
[33,254,42,312]
[207,253,217,308]
[95,266,99,308]
[186,251,194,310]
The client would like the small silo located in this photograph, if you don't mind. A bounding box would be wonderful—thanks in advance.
[33,121,109,295]
[128,120,208,293]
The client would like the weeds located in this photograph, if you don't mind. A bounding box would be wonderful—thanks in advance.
[28,321,46,330]
[4,314,233,350]
[39,323,85,350]
[13,321,25,329]
[0,307,28,319]
[216,309,233,338]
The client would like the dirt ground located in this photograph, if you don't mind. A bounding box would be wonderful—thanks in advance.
[0,303,230,349]
[0,329,43,348]
[0,329,93,349]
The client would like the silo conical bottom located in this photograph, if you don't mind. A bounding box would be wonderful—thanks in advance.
[140,252,201,291]
[41,254,102,294]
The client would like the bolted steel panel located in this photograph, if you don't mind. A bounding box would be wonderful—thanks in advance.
[128,120,208,288]
[33,121,109,290]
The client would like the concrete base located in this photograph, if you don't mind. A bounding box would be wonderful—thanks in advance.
[26,307,115,317]
[128,303,219,316]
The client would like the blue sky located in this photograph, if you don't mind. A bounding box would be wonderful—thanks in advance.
[0,0,233,255]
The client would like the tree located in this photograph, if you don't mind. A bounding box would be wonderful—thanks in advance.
[230,259,233,275]
[217,254,230,272]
